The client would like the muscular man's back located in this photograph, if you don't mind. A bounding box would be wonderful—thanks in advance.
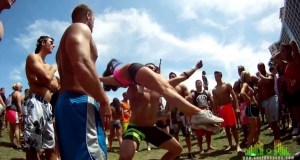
[56,23,97,94]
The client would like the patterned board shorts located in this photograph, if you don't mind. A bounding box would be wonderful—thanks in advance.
[23,93,55,149]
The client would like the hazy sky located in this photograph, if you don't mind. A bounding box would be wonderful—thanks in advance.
[0,0,283,101]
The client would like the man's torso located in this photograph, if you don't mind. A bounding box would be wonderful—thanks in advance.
[56,24,98,94]
[213,83,232,106]
[258,73,275,100]
[127,85,160,126]
[25,54,52,102]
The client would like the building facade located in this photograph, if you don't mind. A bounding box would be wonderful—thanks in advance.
[269,0,300,54]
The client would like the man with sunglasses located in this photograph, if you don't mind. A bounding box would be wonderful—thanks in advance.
[24,35,59,160]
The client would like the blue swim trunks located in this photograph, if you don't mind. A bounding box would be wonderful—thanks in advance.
[55,91,107,160]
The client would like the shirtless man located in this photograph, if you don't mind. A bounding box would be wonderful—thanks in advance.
[212,71,242,153]
[24,35,58,160]
[119,62,202,160]
[202,71,209,90]
[55,4,110,160]
[0,0,16,42]
[257,62,280,144]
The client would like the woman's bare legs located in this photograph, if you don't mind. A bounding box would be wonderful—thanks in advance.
[135,67,200,116]
[100,66,200,116]
[116,126,123,147]
[109,125,115,151]
[254,118,260,144]
[14,123,21,148]
[9,123,15,146]
[100,63,223,123]
[247,118,256,148]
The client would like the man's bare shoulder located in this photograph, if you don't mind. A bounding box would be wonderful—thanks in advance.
[204,90,211,95]
[26,53,37,60]
[212,87,217,94]
[179,83,187,89]
[26,53,40,65]
[225,82,233,90]
[67,23,91,35]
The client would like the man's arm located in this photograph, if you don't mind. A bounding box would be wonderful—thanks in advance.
[66,23,109,105]
[212,89,218,105]
[227,83,239,112]
[169,60,203,87]
[233,80,239,95]
[0,96,6,111]
[163,102,172,118]
[26,55,57,85]
[185,92,193,103]
[256,72,273,84]
[207,91,216,113]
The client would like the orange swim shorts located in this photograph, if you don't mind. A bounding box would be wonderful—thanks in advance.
[218,103,237,127]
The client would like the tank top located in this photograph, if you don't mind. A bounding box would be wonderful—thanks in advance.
[193,90,209,107]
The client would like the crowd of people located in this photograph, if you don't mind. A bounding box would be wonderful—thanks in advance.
[0,1,300,160]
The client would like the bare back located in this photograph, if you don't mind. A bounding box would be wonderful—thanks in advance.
[56,23,98,95]
[257,73,275,100]
[111,107,122,121]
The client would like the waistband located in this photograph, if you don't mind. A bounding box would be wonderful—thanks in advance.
[262,94,277,102]
[128,122,136,126]
[28,93,49,104]
[113,120,121,123]
[218,103,232,108]
[58,91,95,104]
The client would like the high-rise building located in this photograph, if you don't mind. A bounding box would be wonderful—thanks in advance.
[269,0,300,54]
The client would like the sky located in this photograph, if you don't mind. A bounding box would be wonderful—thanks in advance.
[0,0,284,101]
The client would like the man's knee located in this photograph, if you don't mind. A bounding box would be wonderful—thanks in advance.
[119,144,136,160]
[119,151,135,160]
[26,148,39,160]
[119,140,137,160]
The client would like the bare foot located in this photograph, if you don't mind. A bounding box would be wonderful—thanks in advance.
[237,145,243,153]
[199,150,205,155]
[108,148,115,152]
[224,146,233,151]
[207,146,216,151]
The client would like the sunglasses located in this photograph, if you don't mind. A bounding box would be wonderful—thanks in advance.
[49,40,54,45]
[148,65,159,73]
